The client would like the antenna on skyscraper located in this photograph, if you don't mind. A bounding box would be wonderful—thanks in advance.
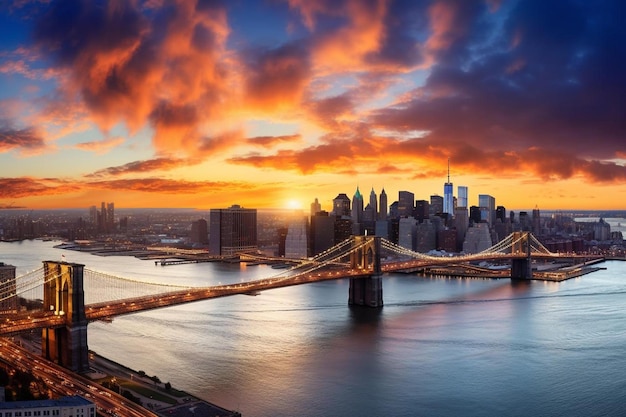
[447,157,450,183]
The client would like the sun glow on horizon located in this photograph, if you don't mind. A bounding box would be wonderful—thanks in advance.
[286,199,303,210]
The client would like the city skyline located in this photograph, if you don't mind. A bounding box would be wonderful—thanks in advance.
[1,1,625,211]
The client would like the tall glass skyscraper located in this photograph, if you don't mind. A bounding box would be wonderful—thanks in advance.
[443,159,454,216]
[457,186,468,208]
[478,194,496,225]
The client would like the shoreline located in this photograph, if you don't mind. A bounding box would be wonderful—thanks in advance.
[15,333,240,417]
[86,350,241,417]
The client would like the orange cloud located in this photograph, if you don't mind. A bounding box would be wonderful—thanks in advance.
[311,0,389,72]
[247,134,302,147]
[86,157,202,178]
[0,177,80,198]
[75,136,125,154]
[0,122,46,155]
[242,43,311,114]
[34,0,235,157]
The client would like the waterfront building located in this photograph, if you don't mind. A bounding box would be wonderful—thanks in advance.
[378,188,388,220]
[209,205,258,256]
[398,191,414,217]
[332,194,351,217]
[285,216,308,259]
[0,262,16,312]
[0,395,95,417]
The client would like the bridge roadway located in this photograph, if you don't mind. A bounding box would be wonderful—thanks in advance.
[0,252,601,336]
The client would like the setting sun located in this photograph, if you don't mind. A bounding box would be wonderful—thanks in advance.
[286,200,303,210]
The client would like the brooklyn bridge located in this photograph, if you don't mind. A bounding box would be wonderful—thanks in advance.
[0,232,602,373]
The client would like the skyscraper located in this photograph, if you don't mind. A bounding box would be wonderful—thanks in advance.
[457,186,468,209]
[94,202,115,233]
[415,200,429,222]
[310,198,322,217]
[429,195,443,217]
[478,194,496,225]
[369,188,378,219]
[332,194,351,217]
[443,158,453,216]
[398,191,414,217]
[351,186,364,223]
[532,207,541,235]
[309,211,334,256]
[378,188,388,220]
[209,204,257,256]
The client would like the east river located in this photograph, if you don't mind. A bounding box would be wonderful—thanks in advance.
[2,240,625,417]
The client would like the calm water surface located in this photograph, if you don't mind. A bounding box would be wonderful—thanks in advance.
[1,240,625,417]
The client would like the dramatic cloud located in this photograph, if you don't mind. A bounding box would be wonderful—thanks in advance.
[242,42,311,114]
[31,0,234,156]
[0,121,46,154]
[85,178,255,194]
[86,157,201,178]
[247,134,302,148]
[75,136,125,154]
[0,177,79,198]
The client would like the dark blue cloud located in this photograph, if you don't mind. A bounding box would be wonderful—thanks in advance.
[373,0,626,162]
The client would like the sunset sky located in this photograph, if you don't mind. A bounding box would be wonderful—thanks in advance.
[1,0,625,212]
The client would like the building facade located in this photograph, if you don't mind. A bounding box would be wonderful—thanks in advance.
[0,395,95,417]
[0,263,16,313]
[209,205,257,256]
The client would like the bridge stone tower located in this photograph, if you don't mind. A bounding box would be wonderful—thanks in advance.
[510,232,533,279]
[348,236,383,307]
[41,261,90,373]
